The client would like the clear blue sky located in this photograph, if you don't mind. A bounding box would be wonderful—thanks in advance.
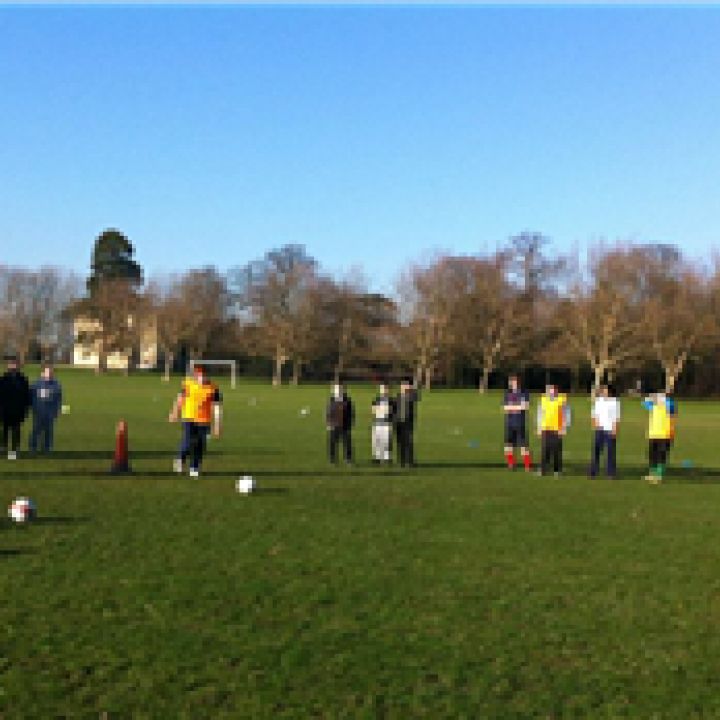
[1,5,719,292]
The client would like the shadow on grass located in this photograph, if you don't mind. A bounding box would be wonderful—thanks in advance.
[0,548,32,557]
[34,515,91,525]
[27,449,228,460]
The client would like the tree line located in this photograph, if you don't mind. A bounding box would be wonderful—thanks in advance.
[2,229,719,395]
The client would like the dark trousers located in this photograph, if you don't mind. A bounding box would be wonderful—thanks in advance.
[396,423,415,467]
[1,420,22,452]
[541,431,563,474]
[30,414,55,452]
[589,430,616,478]
[328,427,352,464]
[178,421,208,471]
[649,439,670,469]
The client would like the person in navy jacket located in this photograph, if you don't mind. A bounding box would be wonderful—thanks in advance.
[29,365,63,453]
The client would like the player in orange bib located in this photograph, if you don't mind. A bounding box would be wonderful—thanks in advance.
[169,364,222,478]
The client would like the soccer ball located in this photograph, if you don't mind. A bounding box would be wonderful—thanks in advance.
[236,475,256,494]
[8,497,37,523]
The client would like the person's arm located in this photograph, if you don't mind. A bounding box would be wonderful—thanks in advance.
[168,392,183,422]
[325,398,333,430]
[53,382,63,419]
[211,388,223,437]
[612,400,620,436]
[536,403,543,436]
[642,397,654,411]
[561,404,572,435]
[591,400,599,429]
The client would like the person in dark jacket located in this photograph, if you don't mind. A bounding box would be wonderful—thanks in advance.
[326,382,354,465]
[29,365,63,453]
[395,379,419,467]
[0,355,32,460]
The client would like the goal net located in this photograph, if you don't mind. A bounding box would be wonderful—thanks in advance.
[189,359,237,389]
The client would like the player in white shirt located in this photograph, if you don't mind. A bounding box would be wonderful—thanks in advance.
[589,384,620,478]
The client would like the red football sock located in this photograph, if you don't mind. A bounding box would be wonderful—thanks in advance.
[523,453,532,470]
[505,451,515,468]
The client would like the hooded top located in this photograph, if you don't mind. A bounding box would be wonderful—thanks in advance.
[0,369,32,422]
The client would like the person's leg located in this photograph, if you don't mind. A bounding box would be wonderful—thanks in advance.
[179,422,192,463]
[407,427,415,466]
[0,420,7,451]
[540,432,551,475]
[10,423,20,452]
[383,424,392,462]
[504,426,516,469]
[343,429,353,463]
[589,430,602,477]
[656,440,669,479]
[606,433,617,478]
[554,434,563,474]
[649,440,659,474]
[189,424,206,472]
[328,428,339,464]
[29,416,40,453]
[371,425,380,461]
[398,425,409,466]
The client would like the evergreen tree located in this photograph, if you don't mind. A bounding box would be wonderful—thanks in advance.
[87,229,142,294]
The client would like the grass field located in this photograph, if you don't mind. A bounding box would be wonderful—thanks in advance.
[2,370,720,718]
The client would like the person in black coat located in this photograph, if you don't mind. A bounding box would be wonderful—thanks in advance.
[395,378,419,467]
[326,382,354,465]
[0,355,32,460]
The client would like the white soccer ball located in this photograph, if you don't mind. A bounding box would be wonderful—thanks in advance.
[8,497,37,523]
[236,475,256,494]
[299,407,310,417]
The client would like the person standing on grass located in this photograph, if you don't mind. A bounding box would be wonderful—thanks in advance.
[536,383,571,476]
[169,364,222,478]
[0,355,32,461]
[503,374,532,472]
[588,384,620,479]
[395,378,419,468]
[643,391,676,484]
[326,382,354,465]
[371,383,395,464]
[29,365,63,453]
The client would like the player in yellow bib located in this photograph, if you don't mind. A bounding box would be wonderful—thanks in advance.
[169,364,222,478]
[536,383,571,476]
[643,391,676,484]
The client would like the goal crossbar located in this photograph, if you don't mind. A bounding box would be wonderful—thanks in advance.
[189,359,237,389]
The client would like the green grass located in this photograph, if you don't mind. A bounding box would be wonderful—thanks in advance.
[2,371,720,718]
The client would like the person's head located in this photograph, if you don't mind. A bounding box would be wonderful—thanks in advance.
[597,384,609,398]
[401,378,413,393]
[546,383,557,398]
[5,354,18,371]
[193,364,206,383]
[41,365,53,381]
[379,383,388,396]
[332,382,343,399]
[508,375,519,392]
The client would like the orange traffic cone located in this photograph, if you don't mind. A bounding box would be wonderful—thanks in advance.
[110,419,132,474]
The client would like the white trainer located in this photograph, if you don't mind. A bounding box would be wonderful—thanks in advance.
[189,468,200,478]
[173,458,183,474]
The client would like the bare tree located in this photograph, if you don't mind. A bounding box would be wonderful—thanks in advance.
[636,245,714,393]
[551,246,647,395]
[0,266,81,363]
[231,245,318,386]
[454,254,530,392]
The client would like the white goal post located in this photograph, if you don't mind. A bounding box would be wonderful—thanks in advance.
[189,359,237,389]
